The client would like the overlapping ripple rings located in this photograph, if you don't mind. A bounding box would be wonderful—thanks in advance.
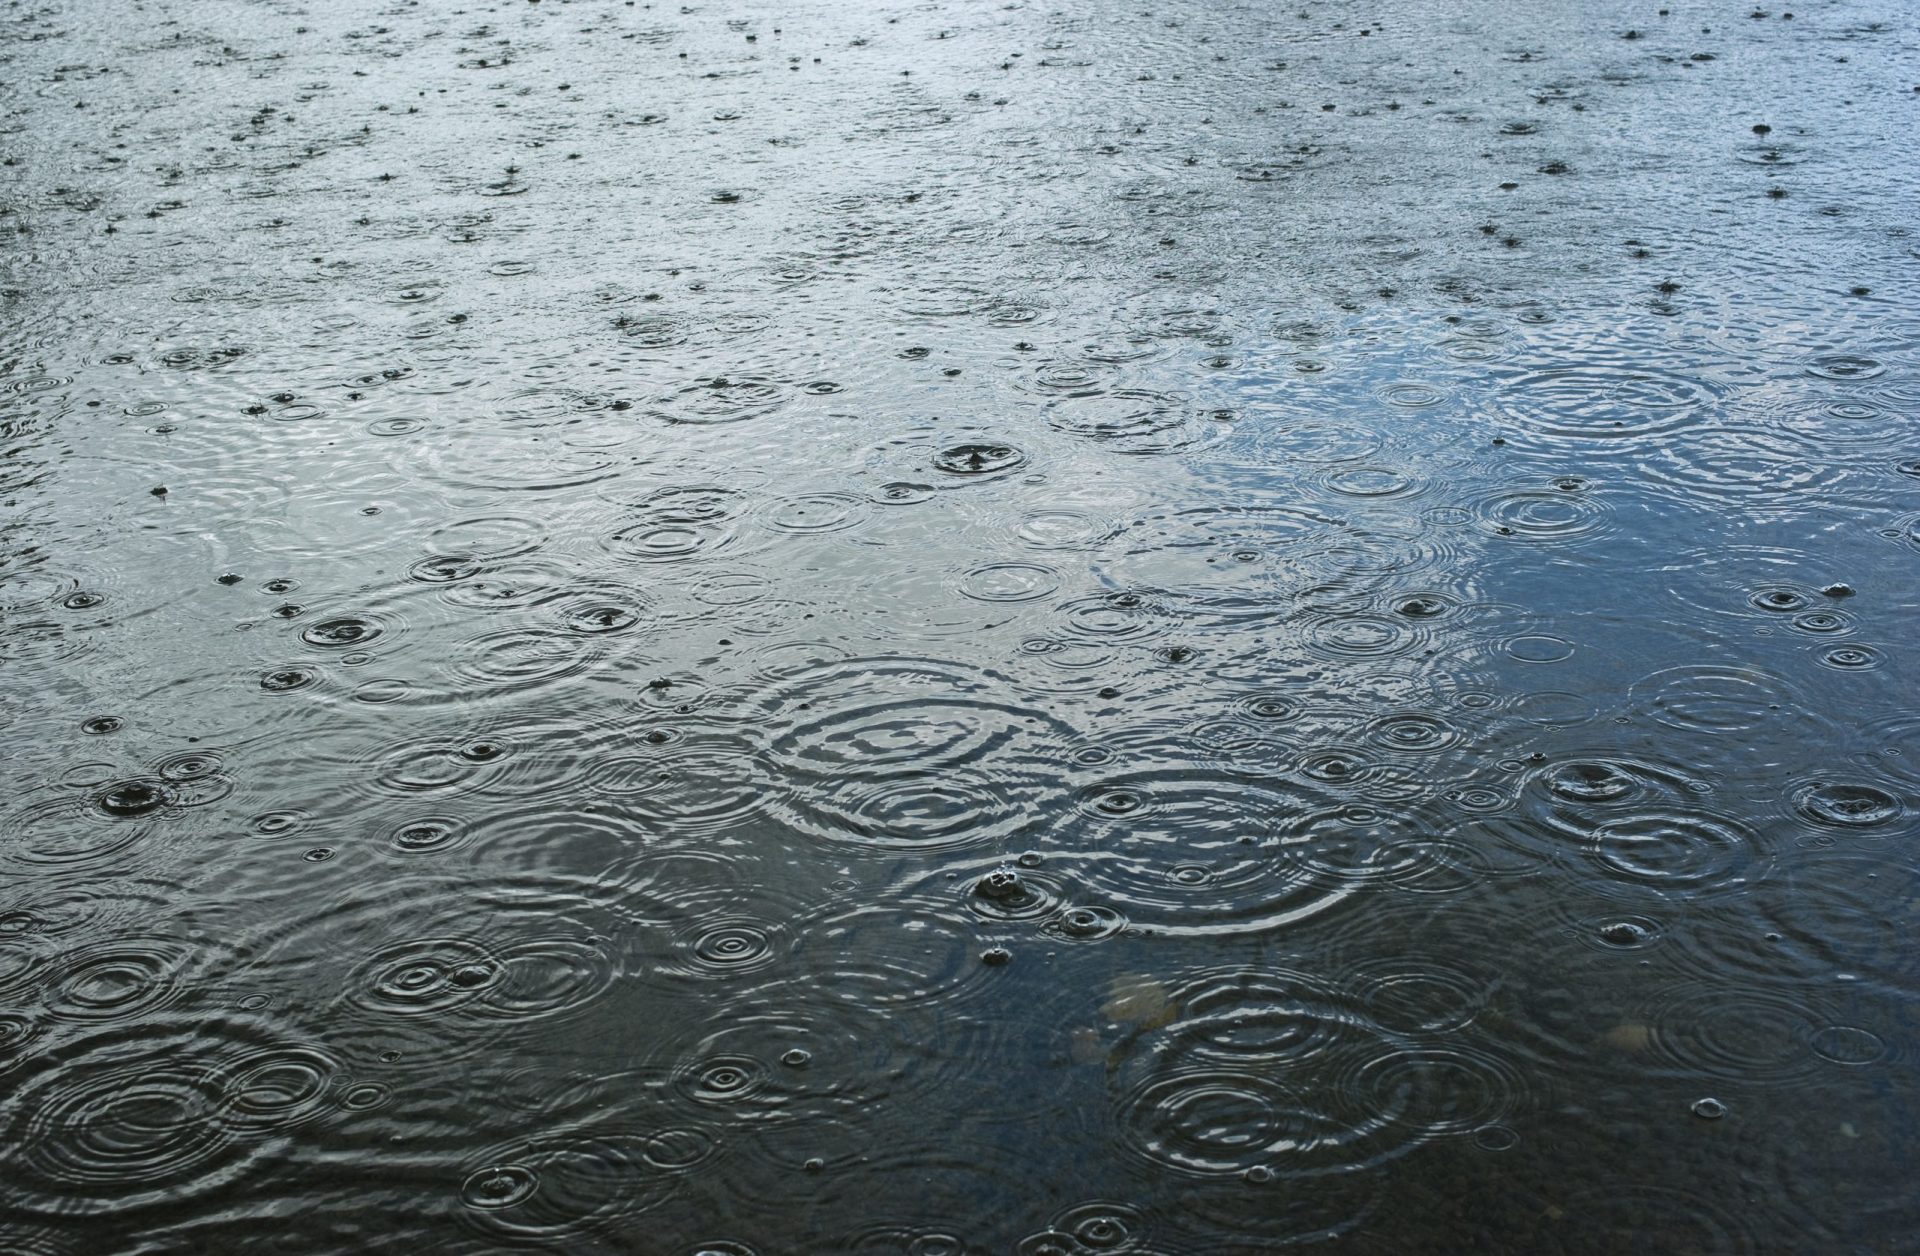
[3,0,1915,1250]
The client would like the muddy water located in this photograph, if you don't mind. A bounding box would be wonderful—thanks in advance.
[2,0,1917,1250]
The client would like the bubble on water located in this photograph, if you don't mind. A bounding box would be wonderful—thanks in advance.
[259,665,319,694]
[1592,916,1663,950]
[1046,904,1128,941]
[561,601,642,634]
[931,442,1027,477]
[967,866,1059,920]
[95,779,171,818]
[300,616,384,649]
[461,1162,540,1210]
[1545,761,1643,803]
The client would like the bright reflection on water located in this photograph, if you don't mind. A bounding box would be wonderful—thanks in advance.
[1,0,1917,1250]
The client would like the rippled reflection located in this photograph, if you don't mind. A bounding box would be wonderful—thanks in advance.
[2,0,1917,1250]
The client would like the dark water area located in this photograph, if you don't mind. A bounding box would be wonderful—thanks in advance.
[2,0,1918,1250]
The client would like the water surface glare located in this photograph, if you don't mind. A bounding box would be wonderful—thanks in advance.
[2,0,1917,1250]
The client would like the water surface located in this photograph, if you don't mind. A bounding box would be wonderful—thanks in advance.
[2,0,1918,1250]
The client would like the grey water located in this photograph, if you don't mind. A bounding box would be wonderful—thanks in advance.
[1,0,1917,1250]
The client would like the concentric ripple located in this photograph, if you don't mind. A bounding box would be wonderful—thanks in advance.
[1493,357,1728,442]
[1094,505,1391,623]
[1629,664,1800,734]
[457,1122,720,1245]
[1639,984,1833,1083]
[601,485,765,564]
[1105,963,1526,1189]
[761,657,1076,850]
[1481,753,1727,879]
[1052,769,1364,937]
[1583,811,1770,897]
[0,1024,283,1218]
[660,992,909,1126]
[1043,390,1227,454]
[1791,780,1904,829]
